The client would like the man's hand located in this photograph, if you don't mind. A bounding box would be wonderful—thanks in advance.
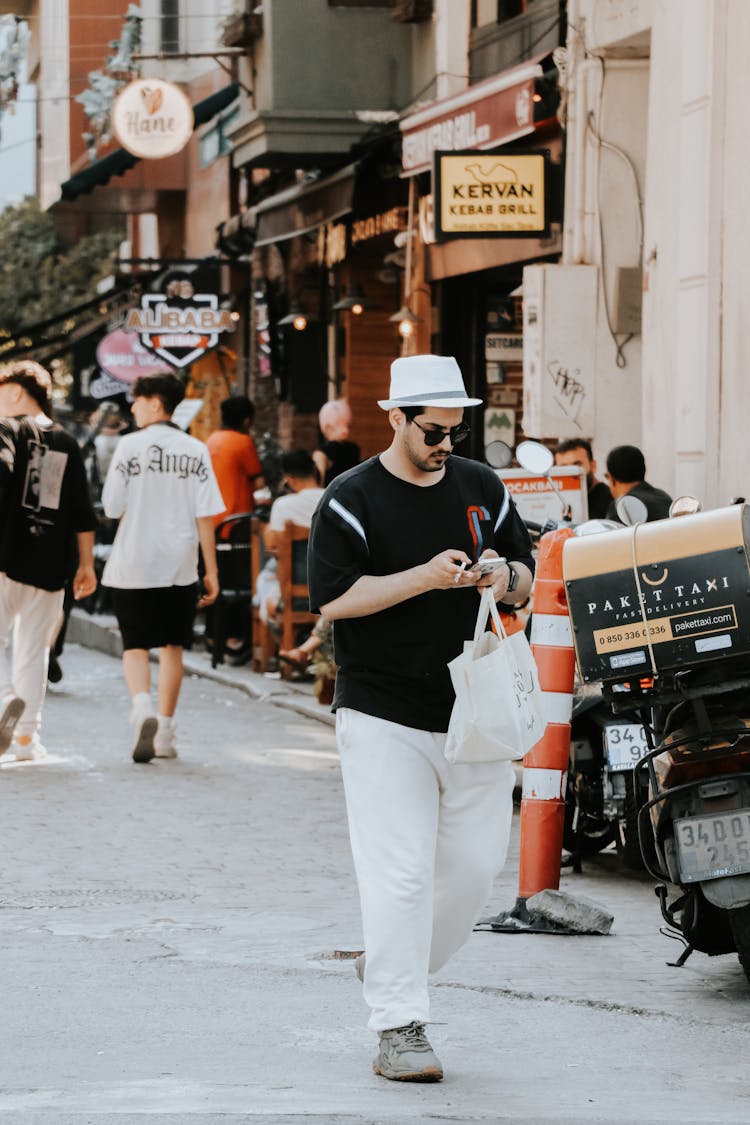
[198,572,220,608]
[474,549,511,599]
[73,563,97,601]
[422,549,481,591]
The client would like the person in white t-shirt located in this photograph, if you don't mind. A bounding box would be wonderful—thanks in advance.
[255,449,324,628]
[102,374,224,764]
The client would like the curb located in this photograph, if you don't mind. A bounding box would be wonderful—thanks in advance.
[67,610,336,730]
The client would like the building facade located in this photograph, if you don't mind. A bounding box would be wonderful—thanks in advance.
[561,0,750,507]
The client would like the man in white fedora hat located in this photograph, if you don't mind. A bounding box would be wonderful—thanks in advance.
[308,354,534,1082]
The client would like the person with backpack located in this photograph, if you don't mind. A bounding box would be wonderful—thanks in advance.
[0,361,97,760]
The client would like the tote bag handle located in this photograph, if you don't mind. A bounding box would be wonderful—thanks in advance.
[472,587,509,645]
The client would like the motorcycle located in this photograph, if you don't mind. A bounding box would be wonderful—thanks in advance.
[563,497,750,983]
[487,438,650,870]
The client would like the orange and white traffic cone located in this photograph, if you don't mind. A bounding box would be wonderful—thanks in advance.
[517,526,576,902]
[479,525,580,933]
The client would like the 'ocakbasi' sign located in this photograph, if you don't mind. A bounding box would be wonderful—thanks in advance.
[434,149,549,240]
[125,279,236,369]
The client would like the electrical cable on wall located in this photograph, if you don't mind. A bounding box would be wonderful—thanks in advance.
[586,61,644,369]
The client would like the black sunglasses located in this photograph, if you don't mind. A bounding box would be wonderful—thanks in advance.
[410,418,471,447]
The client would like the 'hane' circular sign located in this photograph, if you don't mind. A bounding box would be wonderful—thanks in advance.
[111,78,193,160]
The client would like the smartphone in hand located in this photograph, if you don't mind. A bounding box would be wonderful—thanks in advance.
[469,556,507,576]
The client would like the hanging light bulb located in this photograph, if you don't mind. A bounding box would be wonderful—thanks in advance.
[333,284,373,316]
[279,302,315,331]
[389,304,421,338]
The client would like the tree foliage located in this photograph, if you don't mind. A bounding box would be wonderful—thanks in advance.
[0,198,123,336]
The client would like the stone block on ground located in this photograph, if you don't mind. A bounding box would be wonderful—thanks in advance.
[527,889,614,935]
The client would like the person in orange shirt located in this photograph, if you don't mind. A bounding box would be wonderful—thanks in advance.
[205,396,263,662]
[207,396,263,529]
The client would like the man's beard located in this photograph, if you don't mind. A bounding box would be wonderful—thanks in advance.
[407,446,449,473]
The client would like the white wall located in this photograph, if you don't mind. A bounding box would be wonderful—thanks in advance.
[561,3,650,468]
[641,0,748,506]
[37,0,70,210]
[571,0,750,508]
[718,0,750,504]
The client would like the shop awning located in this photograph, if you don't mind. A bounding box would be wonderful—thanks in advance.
[0,281,144,365]
[253,163,357,247]
[400,53,553,176]
[59,83,240,203]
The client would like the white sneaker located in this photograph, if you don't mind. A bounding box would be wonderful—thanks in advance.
[11,736,47,762]
[154,716,177,759]
[130,697,157,764]
[0,694,25,755]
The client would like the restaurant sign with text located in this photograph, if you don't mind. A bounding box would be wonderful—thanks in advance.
[124,279,236,369]
[434,149,549,240]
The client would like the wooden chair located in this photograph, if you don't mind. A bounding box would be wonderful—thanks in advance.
[276,520,318,656]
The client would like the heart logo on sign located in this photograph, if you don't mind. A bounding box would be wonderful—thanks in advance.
[141,86,163,115]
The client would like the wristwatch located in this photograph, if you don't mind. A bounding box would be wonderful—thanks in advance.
[505,562,519,593]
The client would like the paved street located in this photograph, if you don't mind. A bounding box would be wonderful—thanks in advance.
[1,644,749,1124]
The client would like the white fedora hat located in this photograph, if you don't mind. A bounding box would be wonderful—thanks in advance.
[377,354,482,410]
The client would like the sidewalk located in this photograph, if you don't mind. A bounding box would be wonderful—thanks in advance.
[67,608,335,729]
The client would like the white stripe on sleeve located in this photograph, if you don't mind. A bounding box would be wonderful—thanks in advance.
[494,485,510,531]
[329,497,368,549]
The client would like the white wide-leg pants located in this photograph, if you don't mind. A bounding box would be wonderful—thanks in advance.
[0,574,64,740]
[336,707,515,1032]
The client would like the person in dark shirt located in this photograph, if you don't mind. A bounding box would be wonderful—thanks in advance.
[0,360,97,760]
[312,398,360,487]
[554,437,612,519]
[308,355,534,1083]
[605,444,673,522]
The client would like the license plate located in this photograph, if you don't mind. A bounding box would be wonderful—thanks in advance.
[675,809,750,882]
[603,723,648,772]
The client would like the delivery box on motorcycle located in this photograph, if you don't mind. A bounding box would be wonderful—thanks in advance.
[562,505,750,682]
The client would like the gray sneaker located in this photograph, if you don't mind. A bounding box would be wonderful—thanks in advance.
[0,695,24,755]
[131,715,157,764]
[373,1022,443,1082]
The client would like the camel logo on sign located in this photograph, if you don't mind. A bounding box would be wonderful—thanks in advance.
[112,78,193,160]
[125,280,235,369]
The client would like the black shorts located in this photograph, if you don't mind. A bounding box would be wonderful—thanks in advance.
[110,584,198,651]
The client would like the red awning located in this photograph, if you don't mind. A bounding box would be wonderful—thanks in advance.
[400,53,552,177]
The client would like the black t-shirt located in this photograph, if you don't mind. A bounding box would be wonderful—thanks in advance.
[588,479,613,519]
[308,455,535,732]
[319,439,361,487]
[606,479,672,523]
[0,416,96,592]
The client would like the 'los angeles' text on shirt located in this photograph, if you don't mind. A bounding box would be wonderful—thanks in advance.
[116,443,209,483]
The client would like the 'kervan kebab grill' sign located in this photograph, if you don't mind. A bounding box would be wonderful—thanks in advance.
[434,150,549,240]
[125,279,236,369]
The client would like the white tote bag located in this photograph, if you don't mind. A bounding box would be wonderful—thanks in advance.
[444,589,546,764]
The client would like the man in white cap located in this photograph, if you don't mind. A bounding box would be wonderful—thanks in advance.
[308,354,534,1082]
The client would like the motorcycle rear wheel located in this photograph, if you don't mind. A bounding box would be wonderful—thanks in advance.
[728,905,750,986]
[563,788,617,855]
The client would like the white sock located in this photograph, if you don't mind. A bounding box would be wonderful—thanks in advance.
[158,714,175,729]
[132,692,154,714]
